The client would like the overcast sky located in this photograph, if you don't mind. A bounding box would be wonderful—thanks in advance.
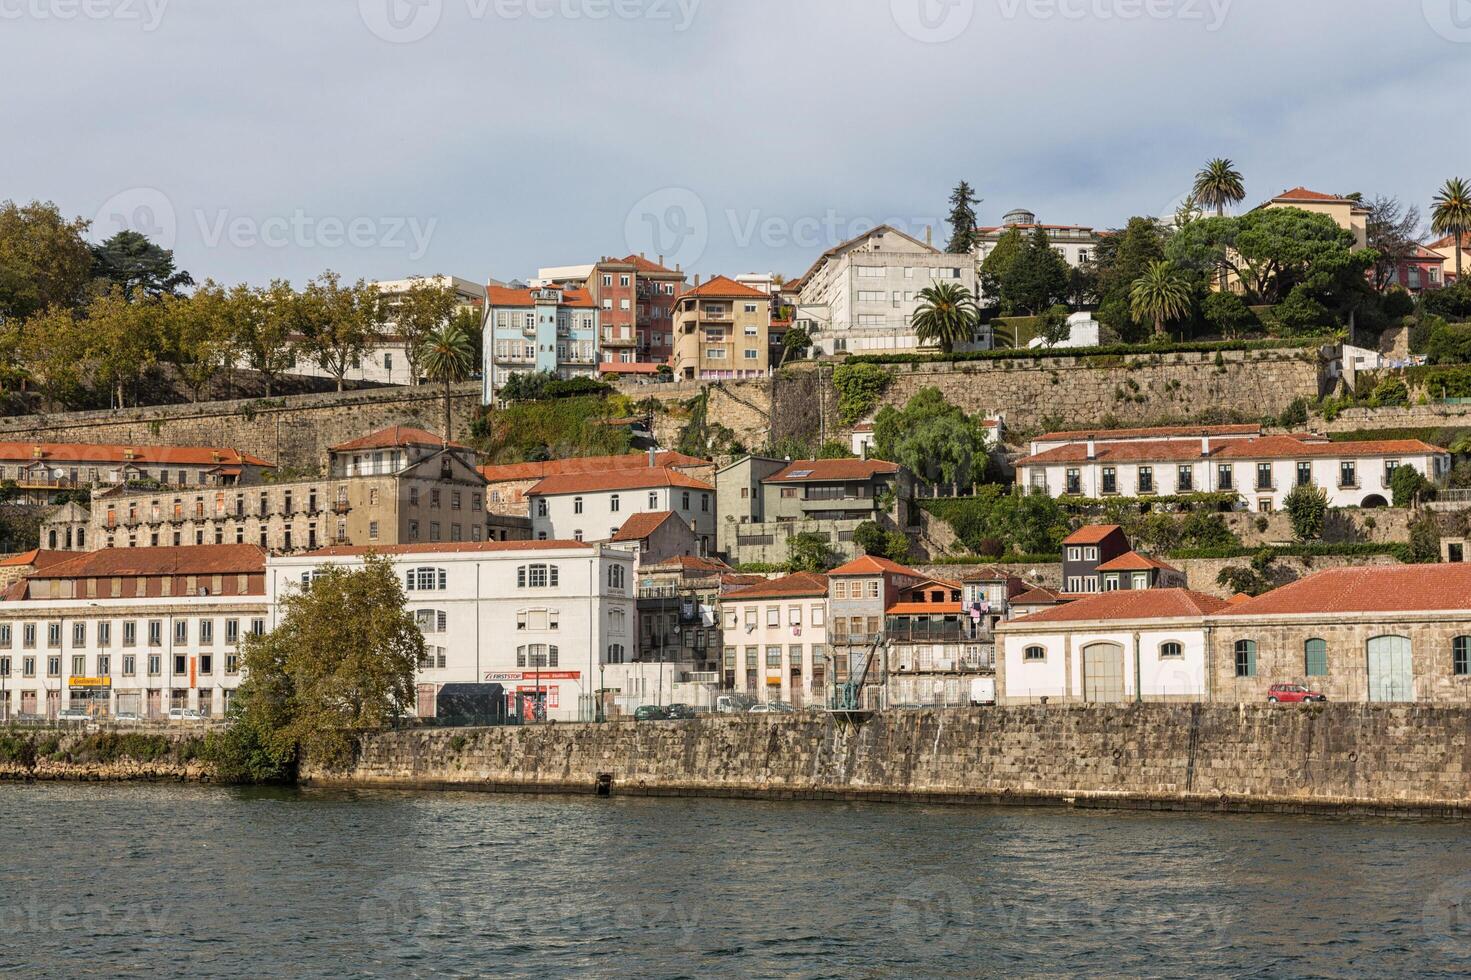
[3,0,1468,287]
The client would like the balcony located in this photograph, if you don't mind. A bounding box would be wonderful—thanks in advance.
[331,501,351,514]
[885,625,988,644]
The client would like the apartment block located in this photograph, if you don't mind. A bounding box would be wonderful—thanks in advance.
[586,254,687,364]
[526,466,715,555]
[671,276,772,381]
[717,571,830,707]
[483,284,600,402]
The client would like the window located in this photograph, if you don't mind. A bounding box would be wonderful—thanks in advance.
[415,610,449,634]
[1340,461,1357,488]
[1159,642,1184,659]
[174,620,188,644]
[1101,468,1117,495]
[518,564,558,589]
[606,643,625,665]
[406,568,448,591]
[608,564,626,591]
[71,655,84,676]
[1137,467,1154,495]
[0,625,10,648]
[1296,462,1313,487]
[225,619,240,643]
[1305,638,1328,677]
[22,624,36,649]
[1024,646,1046,662]
[1217,464,1234,491]
[1256,464,1273,491]
[1234,640,1257,678]
[573,497,583,515]
[122,654,135,676]
[1065,469,1081,495]
[148,621,162,646]
[47,623,60,648]
[1455,636,1471,677]
[71,623,85,647]
[1177,466,1193,493]
[766,646,782,667]
[98,622,111,646]
[610,494,620,513]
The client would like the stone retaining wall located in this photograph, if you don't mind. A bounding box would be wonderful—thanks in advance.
[310,705,1471,816]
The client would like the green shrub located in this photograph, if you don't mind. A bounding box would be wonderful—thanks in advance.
[840,337,1326,367]
[831,363,894,424]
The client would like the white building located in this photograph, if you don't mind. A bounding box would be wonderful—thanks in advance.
[1026,312,1101,350]
[996,589,1227,705]
[0,545,268,721]
[526,468,716,555]
[717,571,830,708]
[975,209,1102,268]
[269,541,636,723]
[792,225,987,356]
[1017,432,1450,512]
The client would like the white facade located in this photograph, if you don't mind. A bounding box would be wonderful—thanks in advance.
[718,590,829,707]
[267,543,636,723]
[998,625,1209,705]
[793,226,987,356]
[529,482,715,553]
[1026,312,1101,350]
[0,594,266,721]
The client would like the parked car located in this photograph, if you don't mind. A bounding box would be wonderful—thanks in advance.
[665,704,697,720]
[715,694,757,715]
[167,708,203,722]
[633,705,670,722]
[56,707,90,723]
[114,711,143,725]
[749,702,796,715]
[1268,684,1327,704]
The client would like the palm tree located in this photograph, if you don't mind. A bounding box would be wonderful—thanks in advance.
[420,320,477,445]
[1432,177,1471,283]
[1130,261,1193,339]
[911,282,980,354]
[1193,159,1246,291]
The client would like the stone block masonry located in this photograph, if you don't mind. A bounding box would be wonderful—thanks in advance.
[309,705,1471,817]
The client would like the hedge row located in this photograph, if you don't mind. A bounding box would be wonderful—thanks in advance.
[1167,543,1413,562]
[839,337,1329,367]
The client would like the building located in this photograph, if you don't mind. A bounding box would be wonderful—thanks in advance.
[1428,232,1471,284]
[1060,525,1132,595]
[671,276,773,381]
[792,225,985,356]
[974,208,1102,270]
[998,564,1471,707]
[0,442,273,503]
[1096,552,1187,592]
[483,283,600,402]
[825,555,923,709]
[883,574,995,707]
[479,451,712,518]
[717,571,830,707]
[1028,423,1263,457]
[996,589,1229,705]
[1385,244,1447,294]
[88,427,496,555]
[269,541,635,723]
[526,467,716,554]
[610,511,703,569]
[716,456,911,567]
[962,566,1030,632]
[1260,188,1370,250]
[0,545,268,721]
[1016,432,1450,512]
[586,255,688,364]
[42,501,91,551]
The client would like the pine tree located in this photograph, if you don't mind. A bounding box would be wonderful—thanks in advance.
[945,181,982,254]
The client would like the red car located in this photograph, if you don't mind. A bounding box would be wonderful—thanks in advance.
[1268,684,1327,704]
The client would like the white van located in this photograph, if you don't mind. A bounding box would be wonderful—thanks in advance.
[969,678,997,707]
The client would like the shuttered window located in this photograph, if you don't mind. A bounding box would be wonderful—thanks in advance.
[1234,640,1257,678]
[1305,639,1328,677]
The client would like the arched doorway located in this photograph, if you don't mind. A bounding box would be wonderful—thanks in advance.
[1362,495,1390,509]
[1082,642,1126,703]
[1367,635,1414,702]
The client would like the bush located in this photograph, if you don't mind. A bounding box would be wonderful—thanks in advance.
[1409,514,1442,565]
[1271,288,1334,336]
[1201,292,1259,338]
[1421,281,1471,320]
[1283,484,1329,542]
[1390,464,1438,507]
[1369,377,1410,408]
[1383,288,1416,320]
[843,336,1325,367]
[1425,321,1471,366]
[831,363,894,424]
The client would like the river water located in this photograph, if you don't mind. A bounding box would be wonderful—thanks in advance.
[2,783,1470,978]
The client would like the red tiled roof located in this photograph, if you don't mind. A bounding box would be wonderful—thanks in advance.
[1019,435,1446,466]
[1020,440,1216,466]
[722,571,829,600]
[1270,187,1363,206]
[0,549,74,569]
[1429,232,1471,250]
[1096,552,1180,574]
[330,426,466,452]
[1010,588,1228,625]
[0,442,272,468]
[684,275,771,300]
[1012,586,1065,605]
[765,459,901,483]
[304,541,591,558]
[618,254,683,276]
[486,284,597,309]
[886,601,963,615]
[1035,424,1260,443]
[1063,525,1124,546]
[528,467,714,496]
[644,554,733,574]
[598,362,664,375]
[611,511,678,542]
[479,452,710,484]
[35,544,266,579]
[1217,565,1471,617]
[828,555,924,578]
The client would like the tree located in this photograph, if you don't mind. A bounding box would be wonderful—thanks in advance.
[787,532,838,573]
[390,277,458,384]
[296,272,386,391]
[1092,217,1169,343]
[1409,514,1442,564]
[1391,464,1437,508]
[1037,304,1072,348]
[1192,159,1246,218]
[0,200,94,323]
[1217,548,1278,597]
[1432,178,1471,284]
[872,387,990,487]
[1201,291,1257,338]
[1001,226,1070,315]
[1130,261,1193,338]
[13,306,87,407]
[231,281,297,397]
[85,286,163,407]
[853,521,910,563]
[779,325,811,365]
[90,230,193,301]
[225,555,423,775]
[1364,195,1423,294]
[911,282,979,353]
[420,319,477,444]
[160,283,238,402]
[1283,484,1328,542]
[979,226,1024,304]
[945,181,982,255]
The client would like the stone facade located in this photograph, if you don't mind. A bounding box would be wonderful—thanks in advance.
[310,705,1471,815]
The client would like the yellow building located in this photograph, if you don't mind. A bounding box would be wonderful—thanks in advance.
[1260,187,1369,249]
[671,276,772,381]
[1428,232,1470,284]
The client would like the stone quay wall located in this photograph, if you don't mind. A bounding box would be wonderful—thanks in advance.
[309,704,1471,817]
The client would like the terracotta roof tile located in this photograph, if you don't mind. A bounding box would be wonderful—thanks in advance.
[764,459,901,483]
[722,571,829,600]
[1009,588,1228,625]
[330,426,467,452]
[1020,435,1447,466]
[611,511,678,542]
[1012,586,1065,605]
[479,452,710,484]
[34,544,266,579]
[1063,525,1125,546]
[304,541,591,558]
[828,555,924,578]
[528,467,714,496]
[886,601,963,615]
[486,284,597,309]
[0,549,73,569]
[684,275,771,300]
[644,554,733,573]
[1216,565,1471,617]
[1095,552,1180,573]
[1035,424,1260,443]
[1271,187,1362,206]
[0,442,273,468]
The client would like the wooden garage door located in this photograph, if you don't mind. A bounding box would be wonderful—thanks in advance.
[1083,643,1126,703]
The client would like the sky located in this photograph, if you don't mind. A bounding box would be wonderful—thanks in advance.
[2,0,1469,288]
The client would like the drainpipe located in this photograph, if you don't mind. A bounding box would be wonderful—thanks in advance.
[1133,630,1143,704]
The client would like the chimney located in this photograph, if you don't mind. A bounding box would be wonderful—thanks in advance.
[658,255,664,267]
[1086,437,1096,461]
[925,225,933,247]
[694,274,702,286]
[1202,436,1211,458]
[648,446,657,468]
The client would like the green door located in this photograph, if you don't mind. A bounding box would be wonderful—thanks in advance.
[1367,635,1414,703]
[1083,643,1126,703]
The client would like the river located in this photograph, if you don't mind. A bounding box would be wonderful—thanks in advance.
[1,783,1469,977]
